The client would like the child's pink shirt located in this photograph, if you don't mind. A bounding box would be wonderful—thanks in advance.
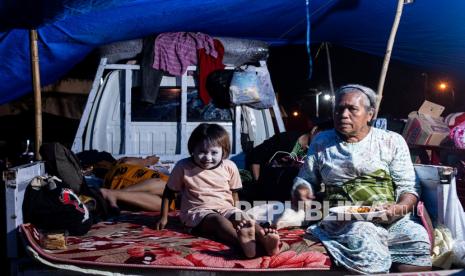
[167,158,242,227]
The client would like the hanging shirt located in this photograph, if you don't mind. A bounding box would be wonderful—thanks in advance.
[153,32,217,76]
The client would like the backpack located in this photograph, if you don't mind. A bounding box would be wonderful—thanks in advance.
[39,143,117,219]
[23,176,92,235]
[39,143,85,194]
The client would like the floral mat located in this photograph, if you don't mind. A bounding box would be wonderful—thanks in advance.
[20,211,331,272]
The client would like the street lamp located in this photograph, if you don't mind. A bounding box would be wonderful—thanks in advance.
[308,88,332,118]
[438,82,448,91]
[312,91,332,118]
[437,81,455,105]
[314,92,322,118]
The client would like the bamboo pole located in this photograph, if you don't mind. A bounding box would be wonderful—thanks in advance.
[375,0,405,119]
[29,29,42,160]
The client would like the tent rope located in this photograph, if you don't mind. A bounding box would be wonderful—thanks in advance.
[306,0,312,79]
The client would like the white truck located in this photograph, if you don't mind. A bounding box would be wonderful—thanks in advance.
[71,58,285,168]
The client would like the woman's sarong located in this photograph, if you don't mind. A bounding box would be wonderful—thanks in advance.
[308,214,431,274]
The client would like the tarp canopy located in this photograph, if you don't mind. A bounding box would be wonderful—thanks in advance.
[0,0,464,104]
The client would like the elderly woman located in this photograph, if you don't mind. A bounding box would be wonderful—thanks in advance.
[291,84,431,274]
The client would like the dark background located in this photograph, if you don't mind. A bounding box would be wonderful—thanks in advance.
[268,44,465,131]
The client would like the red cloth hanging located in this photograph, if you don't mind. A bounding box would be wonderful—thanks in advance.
[198,39,225,104]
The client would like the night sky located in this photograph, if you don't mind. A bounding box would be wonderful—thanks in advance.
[268,44,465,131]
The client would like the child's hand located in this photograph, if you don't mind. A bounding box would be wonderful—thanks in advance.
[155,217,168,230]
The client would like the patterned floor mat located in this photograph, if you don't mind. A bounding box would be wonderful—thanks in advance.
[20,212,331,271]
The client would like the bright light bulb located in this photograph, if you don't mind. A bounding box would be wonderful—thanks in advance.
[323,94,331,101]
[292,111,299,117]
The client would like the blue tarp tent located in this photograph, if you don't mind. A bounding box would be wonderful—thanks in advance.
[0,0,464,104]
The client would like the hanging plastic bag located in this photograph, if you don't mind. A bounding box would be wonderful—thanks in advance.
[229,67,260,105]
[246,63,275,109]
[444,168,465,240]
[452,240,465,267]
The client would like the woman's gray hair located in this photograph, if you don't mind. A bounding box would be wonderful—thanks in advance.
[335,84,377,111]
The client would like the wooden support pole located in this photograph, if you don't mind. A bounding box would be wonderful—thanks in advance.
[29,29,42,160]
[375,0,405,119]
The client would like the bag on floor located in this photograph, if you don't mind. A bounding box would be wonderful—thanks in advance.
[23,176,92,235]
[40,143,117,220]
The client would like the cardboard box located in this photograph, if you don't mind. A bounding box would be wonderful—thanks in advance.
[402,101,450,146]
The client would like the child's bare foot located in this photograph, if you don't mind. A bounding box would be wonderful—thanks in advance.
[258,227,280,256]
[236,220,256,258]
[100,188,118,208]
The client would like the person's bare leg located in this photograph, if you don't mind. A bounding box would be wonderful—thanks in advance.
[100,188,162,211]
[100,188,118,208]
[122,178,166,195]
[390,263,431,272]
[198,213,256,258]
[255,224,280,256]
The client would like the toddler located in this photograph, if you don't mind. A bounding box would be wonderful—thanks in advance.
[155,123,280,258]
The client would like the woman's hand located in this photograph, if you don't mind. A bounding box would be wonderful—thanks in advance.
[155,216,168,230]
[375,193,416,225]
[376,203,408,225]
